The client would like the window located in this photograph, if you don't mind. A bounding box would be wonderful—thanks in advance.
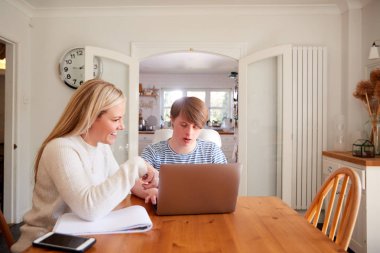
[161,89,232,125]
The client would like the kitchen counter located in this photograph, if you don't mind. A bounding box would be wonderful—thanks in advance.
[139,131,155,134]
[322,151,380,167]
[139,130,235,135]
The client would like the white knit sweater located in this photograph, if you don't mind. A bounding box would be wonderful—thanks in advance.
[11,136,147,253]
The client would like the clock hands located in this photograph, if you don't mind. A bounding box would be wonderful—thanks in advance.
[72,65,85,70]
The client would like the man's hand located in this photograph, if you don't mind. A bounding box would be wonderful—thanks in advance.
[144,188,159,204]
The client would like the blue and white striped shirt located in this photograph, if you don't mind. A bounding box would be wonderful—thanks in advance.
[141,139,227,170]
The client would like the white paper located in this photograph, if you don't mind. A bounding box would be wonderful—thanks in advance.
[53,205,152,235]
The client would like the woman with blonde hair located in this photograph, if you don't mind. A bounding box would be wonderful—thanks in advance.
[12,79,158,253]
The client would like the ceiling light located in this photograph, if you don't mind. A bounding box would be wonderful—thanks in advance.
[369,40,380,60]
[229,71,238,79]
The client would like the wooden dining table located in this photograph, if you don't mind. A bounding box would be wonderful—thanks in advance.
[24,195,346,253]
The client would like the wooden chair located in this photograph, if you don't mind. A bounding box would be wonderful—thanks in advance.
[305,167,361,251]
[0,209,14,250]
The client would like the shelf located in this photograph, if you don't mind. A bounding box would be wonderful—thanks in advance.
[139,94,158,98]
[323,151,380,167]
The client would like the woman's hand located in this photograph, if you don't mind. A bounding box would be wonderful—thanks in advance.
[141,163,159,189]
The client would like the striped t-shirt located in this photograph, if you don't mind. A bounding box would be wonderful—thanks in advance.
[141,139,227,170]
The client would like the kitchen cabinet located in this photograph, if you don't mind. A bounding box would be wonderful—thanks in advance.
[220,134,237,163]
[323,151,380,253]
[138,133,154,155]
[140,94,158,98]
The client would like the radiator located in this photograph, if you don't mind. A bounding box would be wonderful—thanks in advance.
[291,46,327,210]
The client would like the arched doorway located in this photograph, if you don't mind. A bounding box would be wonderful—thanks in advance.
[138,50,239,162]
[90,43,295,205]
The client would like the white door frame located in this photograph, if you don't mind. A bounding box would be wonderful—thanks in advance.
[132,42,293,205]
[84,46,139,158]
[239,44,293,205]
[1,37,16,221]
[131,42,247,62]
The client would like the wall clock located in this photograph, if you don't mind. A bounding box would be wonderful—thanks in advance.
[59,47,103,89]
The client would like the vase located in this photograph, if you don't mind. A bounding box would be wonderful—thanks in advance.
[369,117,380,155]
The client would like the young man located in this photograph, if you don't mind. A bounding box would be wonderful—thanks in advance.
[132,97,226,204]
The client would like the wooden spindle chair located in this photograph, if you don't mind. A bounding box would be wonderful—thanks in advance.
[0,208,15,251]
[305,167,361,251]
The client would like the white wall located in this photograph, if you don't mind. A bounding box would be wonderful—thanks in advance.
[362,0,380,68]
[28,8,342,151]
[0,0,366,221]
[341,7,364,149]
[341,0,380,149]
[362,1,380,82]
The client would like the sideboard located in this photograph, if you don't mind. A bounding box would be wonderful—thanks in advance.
[322,151,380,253]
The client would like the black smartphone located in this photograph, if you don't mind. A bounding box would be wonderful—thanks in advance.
[32,232,96,252]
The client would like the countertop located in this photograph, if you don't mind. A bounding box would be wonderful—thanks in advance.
[139,130,235,135]
[323,151,380,167]
[139,131,155,134]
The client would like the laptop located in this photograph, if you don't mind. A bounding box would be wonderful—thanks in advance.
[154,163,240,216]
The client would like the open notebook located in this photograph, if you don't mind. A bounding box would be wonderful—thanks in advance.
[53,205,152,235]
[154,163,241,215]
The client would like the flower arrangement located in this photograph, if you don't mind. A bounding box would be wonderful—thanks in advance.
[353,69,380,116]
[353,68,380,146]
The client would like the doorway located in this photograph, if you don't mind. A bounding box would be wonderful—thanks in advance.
[0,36,16,221]
[0,42,4,211]
[138,51,238,162]
[89,43,294,205]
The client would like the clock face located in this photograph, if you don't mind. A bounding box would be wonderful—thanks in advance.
[59,47,102,89]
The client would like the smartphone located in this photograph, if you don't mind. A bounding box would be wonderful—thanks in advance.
[32,232,96,252]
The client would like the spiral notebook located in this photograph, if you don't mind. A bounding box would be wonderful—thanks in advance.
[53,205,152,235]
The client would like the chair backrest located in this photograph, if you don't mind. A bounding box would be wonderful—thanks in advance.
[152,129,174,144]
[304,167,361,251]
[197,129,222,148]
[0,209,14,250]
[152,128,222,148]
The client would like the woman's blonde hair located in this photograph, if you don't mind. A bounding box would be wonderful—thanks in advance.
[34,79,125,180]
[170,96,208,128]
